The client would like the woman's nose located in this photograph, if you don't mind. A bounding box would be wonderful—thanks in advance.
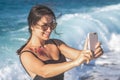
[46,27,52,32]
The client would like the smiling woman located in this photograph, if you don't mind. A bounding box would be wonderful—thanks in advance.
[32,15,56,40]
[16,4,103,80]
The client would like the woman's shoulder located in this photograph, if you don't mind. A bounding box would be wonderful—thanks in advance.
[48,38,66,46]
[50,38,62,41]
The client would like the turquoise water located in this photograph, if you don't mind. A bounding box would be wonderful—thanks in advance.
[0,0,120,80]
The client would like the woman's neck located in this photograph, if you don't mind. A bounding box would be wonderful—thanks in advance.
[28,35,46,47]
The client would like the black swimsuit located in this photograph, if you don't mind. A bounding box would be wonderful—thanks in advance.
[19,48,66,80]
[33,53,66,80]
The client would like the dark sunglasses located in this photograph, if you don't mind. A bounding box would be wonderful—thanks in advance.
[36,22,57,31]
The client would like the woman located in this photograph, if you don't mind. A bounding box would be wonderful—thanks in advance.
[17,4,103,80]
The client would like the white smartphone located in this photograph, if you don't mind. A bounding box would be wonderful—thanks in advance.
[87,32,98,54]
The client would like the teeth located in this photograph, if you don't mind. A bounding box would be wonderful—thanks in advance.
[45,32,49,35]
[44,32,50,36]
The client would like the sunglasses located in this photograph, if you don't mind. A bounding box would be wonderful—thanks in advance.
[36,21,57,31]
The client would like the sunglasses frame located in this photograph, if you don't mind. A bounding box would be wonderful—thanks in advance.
[36,21,57,31]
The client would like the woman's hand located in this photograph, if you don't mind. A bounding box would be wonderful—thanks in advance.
[83,38,103,59]
[73,50,93,66]
[94,42,103,58]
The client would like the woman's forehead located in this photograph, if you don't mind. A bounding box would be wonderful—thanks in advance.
[38,15,54,24]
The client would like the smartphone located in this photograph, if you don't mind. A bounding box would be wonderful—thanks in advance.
[87,32,98,53]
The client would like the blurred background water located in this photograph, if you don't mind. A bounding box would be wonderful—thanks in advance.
[0,0,120,80]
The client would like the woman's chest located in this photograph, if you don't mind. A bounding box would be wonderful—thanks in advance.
[35,44,60,61]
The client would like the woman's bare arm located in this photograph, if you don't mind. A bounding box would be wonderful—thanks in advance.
[53,39,103,60]
[20,51,91,78]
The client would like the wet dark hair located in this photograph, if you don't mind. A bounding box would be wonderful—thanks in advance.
[17,4,56,55]
[28,4,56,33]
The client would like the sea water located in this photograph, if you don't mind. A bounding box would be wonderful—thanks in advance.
[0,0,120,80]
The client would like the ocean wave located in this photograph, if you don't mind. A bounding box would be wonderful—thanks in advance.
[108,33,120,52]
[10,38,27,42]
[12,26,28,33]
[55,3,120,51]
[93,3,120,13]
[0,61,30,80]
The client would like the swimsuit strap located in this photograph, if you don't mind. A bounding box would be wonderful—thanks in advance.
[51,39,57,46]
[51,39,60,51]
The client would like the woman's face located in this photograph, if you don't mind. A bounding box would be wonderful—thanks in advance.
[32,15,56,40]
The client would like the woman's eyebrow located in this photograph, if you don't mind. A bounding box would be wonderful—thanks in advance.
[43,21,54,25]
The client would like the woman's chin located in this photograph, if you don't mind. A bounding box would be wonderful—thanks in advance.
[43,34,50,40]
[44,36,50,40]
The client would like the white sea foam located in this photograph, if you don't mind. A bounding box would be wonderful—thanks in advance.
[18,26,28,32]
[93,3,120,13]
[57,13,110,49]
[0,61,30,80]
[10,38,27,42]
[108,33,120,52]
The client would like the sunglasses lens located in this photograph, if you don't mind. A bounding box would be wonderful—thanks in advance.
[36,22,57,31]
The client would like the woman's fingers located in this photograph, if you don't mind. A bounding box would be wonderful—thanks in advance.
[94,42,103,58]
[82,50,93,64]
[83,37,88,50]
[94,47,101,54]
[95,42,101,49]
[85,50,93,58]
[94,51,103,58]
[84,56,90,64]
[75,50,96,66]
